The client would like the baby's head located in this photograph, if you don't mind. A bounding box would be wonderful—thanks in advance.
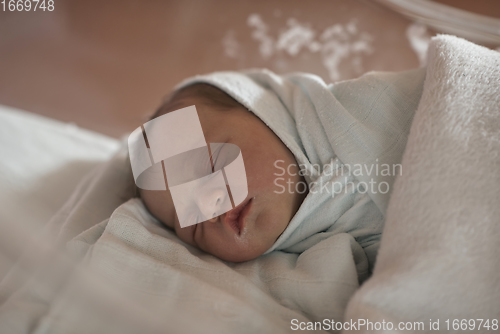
[138,83,307,262]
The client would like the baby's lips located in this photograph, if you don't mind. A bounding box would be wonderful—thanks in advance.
[223,197,252,235]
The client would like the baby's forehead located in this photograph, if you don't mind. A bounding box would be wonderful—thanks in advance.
[156,83,244,116]
[153,97,200,119]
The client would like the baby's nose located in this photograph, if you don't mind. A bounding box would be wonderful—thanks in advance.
[200,188,228,222]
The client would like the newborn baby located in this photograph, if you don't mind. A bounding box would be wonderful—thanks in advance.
[138,83,307,263]
[135,68,425,269]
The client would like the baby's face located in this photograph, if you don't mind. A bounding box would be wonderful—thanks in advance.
[140,97,306,262]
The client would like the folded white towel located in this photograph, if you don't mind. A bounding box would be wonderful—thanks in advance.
[344,35,500,330]
[176,66,425,268]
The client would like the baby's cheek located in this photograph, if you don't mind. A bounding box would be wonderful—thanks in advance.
[270,162,303,195]
[246,155,288,191]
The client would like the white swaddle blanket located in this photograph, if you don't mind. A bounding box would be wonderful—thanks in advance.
[176,67,425,267]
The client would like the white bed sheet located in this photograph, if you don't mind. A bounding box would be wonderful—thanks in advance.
[0,105,120,231]
[0,105,119,280]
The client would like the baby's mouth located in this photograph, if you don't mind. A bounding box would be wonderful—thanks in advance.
[223,197,253,235]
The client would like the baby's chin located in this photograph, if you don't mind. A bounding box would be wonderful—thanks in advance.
[201,236,270,263]
[210,249,263,263]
